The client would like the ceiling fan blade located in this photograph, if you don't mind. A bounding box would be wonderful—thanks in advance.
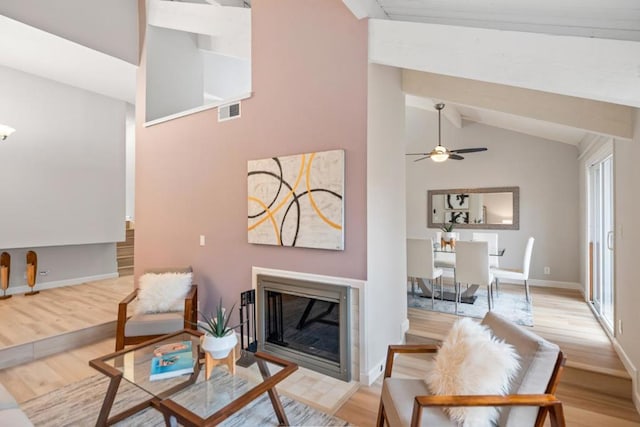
[414,156,431,162]
[449,147,488,154]
[406,153,430,156]
[449,154,464,160]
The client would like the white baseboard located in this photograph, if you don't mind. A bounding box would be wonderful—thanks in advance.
[361,356,385,386]
[527,279,581,290]
[6,273,119,295]
[612,338,640,414]
[401,318,410,336]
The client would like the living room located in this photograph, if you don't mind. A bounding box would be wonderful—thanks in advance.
[1,0,640,426]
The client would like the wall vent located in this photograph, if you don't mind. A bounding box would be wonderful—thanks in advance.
[218,101,241,122]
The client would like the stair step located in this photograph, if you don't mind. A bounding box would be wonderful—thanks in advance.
[118,266,133,276]
[117,246,134,258]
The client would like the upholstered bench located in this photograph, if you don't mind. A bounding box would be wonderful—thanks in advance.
[0,383,33,426]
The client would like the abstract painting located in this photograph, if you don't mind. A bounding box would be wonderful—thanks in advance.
[247,149,344,250]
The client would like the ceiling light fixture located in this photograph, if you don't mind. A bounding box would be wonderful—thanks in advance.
[0,124,16,141]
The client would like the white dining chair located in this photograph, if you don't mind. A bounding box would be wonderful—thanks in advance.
[407,238,444,307]
[455,241,493,313]
[492,237,535,303]
[472,232,499,268]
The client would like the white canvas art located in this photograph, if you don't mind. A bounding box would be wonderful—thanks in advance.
[247,149,344,250]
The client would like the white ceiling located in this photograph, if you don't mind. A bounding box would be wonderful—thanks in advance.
[369,0,640,146]
[376,0,640,41]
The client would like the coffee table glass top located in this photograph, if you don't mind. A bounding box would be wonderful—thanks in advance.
[101,332,202,397]
[98,330,289,423]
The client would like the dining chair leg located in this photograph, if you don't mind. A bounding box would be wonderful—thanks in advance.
[430,279,435,308]
[495,278,500,296]
[487,284,492,311]
[525,280,531,303]
[455,282,459,315]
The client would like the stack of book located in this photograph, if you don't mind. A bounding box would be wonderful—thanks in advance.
[149,341,194,381]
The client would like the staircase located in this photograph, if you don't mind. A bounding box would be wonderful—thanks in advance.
[117,222,134,276]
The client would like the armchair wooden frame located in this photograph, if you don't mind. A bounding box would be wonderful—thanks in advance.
[115,285,198,351]
[376,344,566,427]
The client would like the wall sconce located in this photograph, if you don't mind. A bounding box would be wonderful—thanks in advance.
[0,124,16,141]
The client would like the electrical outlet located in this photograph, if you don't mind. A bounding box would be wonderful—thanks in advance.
[199,235,206,246]
[544,267,551,275]
[618,320,623,335]
[39,270,49,276]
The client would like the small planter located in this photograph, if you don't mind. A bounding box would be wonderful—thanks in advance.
[442,232,455,242]
[202,331,237,359]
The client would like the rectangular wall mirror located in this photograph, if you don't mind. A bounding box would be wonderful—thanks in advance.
[428,187,520,230]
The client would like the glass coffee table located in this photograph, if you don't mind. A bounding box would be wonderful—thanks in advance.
[89,329,298,426]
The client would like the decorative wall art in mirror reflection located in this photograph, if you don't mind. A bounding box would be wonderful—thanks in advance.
[247,150,345,250]
[428,187,520,230]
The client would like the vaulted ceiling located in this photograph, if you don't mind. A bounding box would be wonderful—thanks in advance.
[345,0,640,145]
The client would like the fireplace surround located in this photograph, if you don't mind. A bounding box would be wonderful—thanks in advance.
[257,275,351,381]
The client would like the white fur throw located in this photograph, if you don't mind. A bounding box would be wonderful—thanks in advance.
[135,272,192,314]
[425,318,520,427]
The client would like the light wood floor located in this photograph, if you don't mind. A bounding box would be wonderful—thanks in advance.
[0,276,133,348]
[0,280,638,426]
[406,284,627,376]
[336,284,640,426]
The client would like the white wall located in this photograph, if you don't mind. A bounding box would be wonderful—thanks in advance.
[0,65,126,249]
[145,26,204,122]
[125,103,136,221]
[610,109,640,408]
[201,50,251,101]
[406,107,580,285]
[366,64,407,381]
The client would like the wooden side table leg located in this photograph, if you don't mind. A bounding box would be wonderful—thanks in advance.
[96,375,122,427]
[205,352,213,380]
[257,358,289,425]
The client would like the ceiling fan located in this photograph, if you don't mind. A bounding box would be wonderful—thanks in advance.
[407,103,487,162]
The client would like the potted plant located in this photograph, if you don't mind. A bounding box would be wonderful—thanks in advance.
[440,222,456,243]
[198,299,240,359]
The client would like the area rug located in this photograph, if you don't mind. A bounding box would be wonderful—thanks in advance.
[21,373,350,426]
[407,286,533,327]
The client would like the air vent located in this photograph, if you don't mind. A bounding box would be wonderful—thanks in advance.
[218,102,241,122]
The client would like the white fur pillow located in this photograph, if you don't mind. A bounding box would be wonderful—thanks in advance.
[135,272,192,314]
[425,317,520,427]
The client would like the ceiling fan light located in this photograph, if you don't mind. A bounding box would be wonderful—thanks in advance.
[431,145,449,162]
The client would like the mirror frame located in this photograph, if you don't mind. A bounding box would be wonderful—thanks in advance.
[427,186,520,230]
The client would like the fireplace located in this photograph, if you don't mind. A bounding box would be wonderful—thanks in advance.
[257,275,351,381]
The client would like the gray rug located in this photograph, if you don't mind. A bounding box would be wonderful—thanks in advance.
[21,372,350,427]
[408,285,533,327]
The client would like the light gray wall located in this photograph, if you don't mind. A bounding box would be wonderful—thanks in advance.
[125,103,136,221]
[0,65,126,250]
[611,109,640,404]
[2,243,116,293]
[406,107,580,284]
[202,51,251,101]
[367,64,407,376]
[146,26,204,122]
[0,0,138,64]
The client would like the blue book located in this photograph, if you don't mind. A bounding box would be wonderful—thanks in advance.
[149,349,194,381]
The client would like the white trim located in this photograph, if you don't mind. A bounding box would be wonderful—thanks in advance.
[144,92,252,127]
[612,338,640,414]
[362,357,385,386]
[526,279,581,290]
[251,267,368,384]
[401,318,410,336]
[6,273,119,296]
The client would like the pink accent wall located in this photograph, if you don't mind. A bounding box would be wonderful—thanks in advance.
[135,0,368,311]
